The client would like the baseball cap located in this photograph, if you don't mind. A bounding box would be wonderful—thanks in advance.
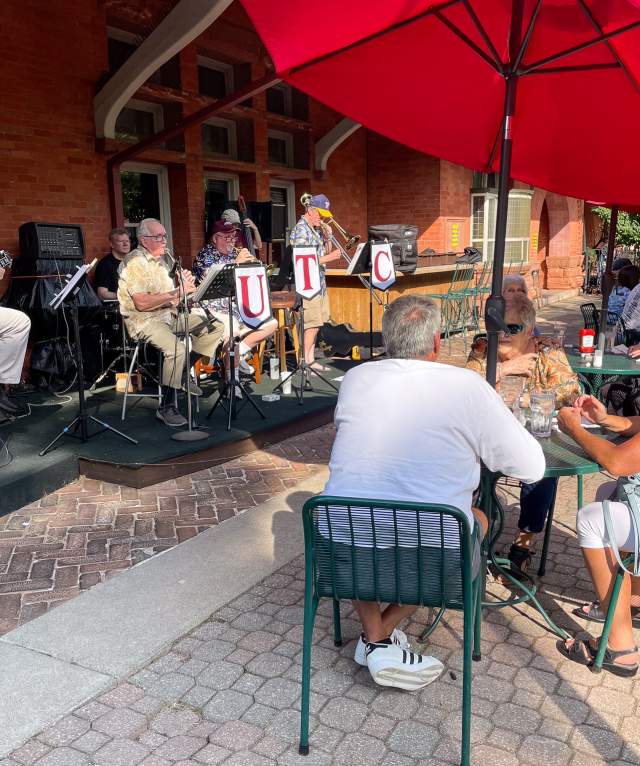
[211,220,236,235]
[305,193,331,212]
[222,208,241,226]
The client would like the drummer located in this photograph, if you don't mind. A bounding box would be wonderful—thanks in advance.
[95,228,131,301]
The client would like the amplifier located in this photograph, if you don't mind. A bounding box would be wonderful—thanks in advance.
[18,222,85,261]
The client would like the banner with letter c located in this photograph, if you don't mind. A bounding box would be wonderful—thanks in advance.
[234,264,273,328]
[370,243,396,291]
[293,247,321,299]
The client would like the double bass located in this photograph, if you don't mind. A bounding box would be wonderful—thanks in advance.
[238,195,256,259]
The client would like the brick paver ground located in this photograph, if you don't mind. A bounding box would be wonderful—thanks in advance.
[0,294,585,635]
[5,468,639,766]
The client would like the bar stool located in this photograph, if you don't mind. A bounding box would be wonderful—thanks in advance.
[121,339,163,421]
[255,291,300,383]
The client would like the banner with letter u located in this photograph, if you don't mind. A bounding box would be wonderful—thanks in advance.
[234,264,273,328]
[370,243,396,291]
[293,247,321,299]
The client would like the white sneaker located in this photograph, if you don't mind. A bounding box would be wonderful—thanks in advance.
[354,628,410,666]
[238,355,255,377]
[365,642,444,690]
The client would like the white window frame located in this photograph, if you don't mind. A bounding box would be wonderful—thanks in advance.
[202,117,237,159]
[117,98,164,138]
[107,26,139,45]
[267,129,294,167]
[120,162,173,251]
[204,172,240,201]
[197,55,234,96]
[267,82,293,116]
[270,179,297,241]
[470,189,532,264]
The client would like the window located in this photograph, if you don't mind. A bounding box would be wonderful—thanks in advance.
[471,190,532,263]
[202,117,237,158]
[266,83,293,116]
[204,174,239,234]
[268,130,293,166]
[115,100,163,142]
[198,56,234,98]
[120,163,173,250]
[107,28,180,88]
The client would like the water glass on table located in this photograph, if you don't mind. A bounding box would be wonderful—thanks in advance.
[499,375,525,409]
[552,322,566,348]
[530,390,555,437]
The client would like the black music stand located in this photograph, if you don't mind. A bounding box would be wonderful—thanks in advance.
[40,263,138,456]
[202,264,266,430]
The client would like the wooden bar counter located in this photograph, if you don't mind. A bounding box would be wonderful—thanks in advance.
[325,261,457,331]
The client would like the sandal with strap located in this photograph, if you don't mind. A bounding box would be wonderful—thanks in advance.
[557,638,639,678]
[573,601,640,628]
[507,544,533,581]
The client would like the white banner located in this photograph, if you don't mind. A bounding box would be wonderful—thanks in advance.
[293,247,321,299]
[370,243,396,291]
[234,264,272,328]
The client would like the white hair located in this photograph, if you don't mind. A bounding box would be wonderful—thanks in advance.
[138,218,161,236]
[502,274,527,294]
[382,295,441,359]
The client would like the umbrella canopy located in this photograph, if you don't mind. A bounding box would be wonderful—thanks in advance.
[240,0,640,382]
[241,0,640,210]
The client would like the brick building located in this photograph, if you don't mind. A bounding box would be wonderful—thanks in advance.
[0,0,584,296]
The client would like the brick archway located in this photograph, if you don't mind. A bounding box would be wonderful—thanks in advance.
[530,190,583,290]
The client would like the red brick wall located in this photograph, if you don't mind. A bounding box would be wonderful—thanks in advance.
[0,0,111,273]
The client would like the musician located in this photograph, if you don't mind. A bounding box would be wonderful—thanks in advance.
[193,221,276,386]
[118,218,224,428]
[0,266,31,420]
[290,194,341,371]
[95,228,131,301]
[222,208,263,252]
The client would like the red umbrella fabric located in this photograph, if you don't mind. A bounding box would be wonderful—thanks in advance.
[240,0,640,211]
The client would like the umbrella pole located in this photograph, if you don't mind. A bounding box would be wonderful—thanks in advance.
[485,73,518,388]
[597,204,619,354]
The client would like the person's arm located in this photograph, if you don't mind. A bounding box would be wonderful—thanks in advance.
[319,248,342,265]
[566,394,640,436]
[131,290,179,312]
[558,405,640,476]
[97,286,118,301]
[243,218,262,250]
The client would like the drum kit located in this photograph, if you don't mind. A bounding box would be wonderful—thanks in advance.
[88,300,136,391]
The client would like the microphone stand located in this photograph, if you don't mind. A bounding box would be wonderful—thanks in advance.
[171,255,209,443]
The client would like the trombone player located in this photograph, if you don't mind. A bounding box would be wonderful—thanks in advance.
[290,193,342,371]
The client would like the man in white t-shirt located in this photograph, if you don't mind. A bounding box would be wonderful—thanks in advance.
[323,294,545,690]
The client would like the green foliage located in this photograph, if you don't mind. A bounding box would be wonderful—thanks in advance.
[593,207,640,250]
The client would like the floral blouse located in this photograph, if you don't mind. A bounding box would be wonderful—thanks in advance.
[466,338,580,407]
[192,244,238,317]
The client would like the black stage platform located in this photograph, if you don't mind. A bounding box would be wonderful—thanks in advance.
[1,361,352,514]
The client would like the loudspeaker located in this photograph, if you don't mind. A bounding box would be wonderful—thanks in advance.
[18,222,85,262]
[368,224,418,273]
[248,201,273,243]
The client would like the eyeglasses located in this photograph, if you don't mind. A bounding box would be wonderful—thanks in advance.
[500,323,525,337]
[141,233,168,241]
[215,234,237,241]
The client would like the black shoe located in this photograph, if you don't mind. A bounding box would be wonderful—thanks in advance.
[155,405,188,427]
[0,389,26,414]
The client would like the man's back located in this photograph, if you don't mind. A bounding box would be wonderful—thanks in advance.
[324,358,545,533]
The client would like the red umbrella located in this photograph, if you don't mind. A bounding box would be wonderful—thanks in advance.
[241,0,640,381]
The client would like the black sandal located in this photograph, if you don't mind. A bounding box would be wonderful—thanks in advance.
[507,544,533,581]
[557,638,639,678]
[572,601,640,628]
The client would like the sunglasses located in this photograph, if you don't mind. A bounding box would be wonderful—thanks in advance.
[501,323,525,336]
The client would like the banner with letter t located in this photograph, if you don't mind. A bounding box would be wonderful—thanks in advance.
[293,247,321,299]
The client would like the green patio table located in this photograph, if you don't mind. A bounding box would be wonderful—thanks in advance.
[478,429,602,639]
[567,348,640,400]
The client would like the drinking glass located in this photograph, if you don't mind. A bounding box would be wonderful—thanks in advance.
[530,390,555,437]
[499,375,525,409]
[552,322,566,347]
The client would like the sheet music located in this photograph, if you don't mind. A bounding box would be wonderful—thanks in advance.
[191,263,226,303]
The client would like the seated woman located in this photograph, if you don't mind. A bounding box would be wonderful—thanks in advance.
[502,273,528,299]
[193,220,276,388]
[557,396,640,676]
[467,294,580,577]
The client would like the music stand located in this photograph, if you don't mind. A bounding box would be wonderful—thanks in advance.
[40,261,138,456]
[203,264,266,430]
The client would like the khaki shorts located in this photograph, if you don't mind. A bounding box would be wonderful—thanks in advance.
[303,291,330,329]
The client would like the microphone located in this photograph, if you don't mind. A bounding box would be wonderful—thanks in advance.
[166,250,180,280]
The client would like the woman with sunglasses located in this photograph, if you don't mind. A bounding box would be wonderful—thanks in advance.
[466,294,580,578]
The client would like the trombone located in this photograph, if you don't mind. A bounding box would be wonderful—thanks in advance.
[316,210,382,305]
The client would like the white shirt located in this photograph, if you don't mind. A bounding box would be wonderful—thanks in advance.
[322,358,546,547]
[622,283,640,330]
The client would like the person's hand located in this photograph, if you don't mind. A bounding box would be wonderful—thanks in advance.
[235,247,254,264]
[629,344,640,358]
[243,218,256,231]
[557,406,583,435]
[180,269,197,295]
[573,394,607,424]
[502,352,537,377]
[167,291,180,307]
[0,268,5,281]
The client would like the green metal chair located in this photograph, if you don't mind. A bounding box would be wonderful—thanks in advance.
[591,556,636,673]
[431,264,476,352]
[299,495,482,766]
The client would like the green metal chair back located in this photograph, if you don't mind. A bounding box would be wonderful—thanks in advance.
[298,495,482,766]
[449,263,476,293]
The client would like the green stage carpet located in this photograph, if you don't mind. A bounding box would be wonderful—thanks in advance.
[1,359,353,515]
